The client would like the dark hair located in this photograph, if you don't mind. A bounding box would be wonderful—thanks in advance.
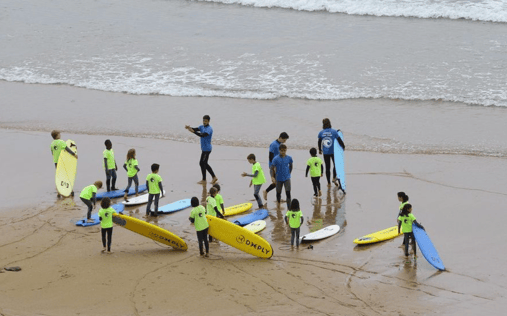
[209,187,217,195]
[279,144,287,151]
[51,130,60,139]
[279,132,289,140]
[310,148,317,156]
[126,148,136,161]
[397,192,409,203]
[290,199,300,211]
[247,153,256,160]
[191,197,200,207]
[323,118,332,129]
[400,203,412,216]
[151,163,160,172]
[212,183,221,192]
[104,139,112,148]
[101,197,111,209]
[203,115,210,121]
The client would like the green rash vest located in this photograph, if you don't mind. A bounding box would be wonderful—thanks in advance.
[146,173,163,194]
[206,196,218,217]
[103,149,115,170]
[286,210,303,229]
[98,207,116,229]
[307,156,323,177]
[214,194,224,213]
[51,139,67,163]
[190,205,209,231]
[252,162,266,185]
[126,158,139,177]
[398,213,416,233]
[80,184,97,200]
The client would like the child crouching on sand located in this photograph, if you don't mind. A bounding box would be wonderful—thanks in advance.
[189,197,209,257]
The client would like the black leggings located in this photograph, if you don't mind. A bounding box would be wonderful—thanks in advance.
[146,193,160,215]
[196,228,209,255]
[81,197,93,220]
[199,151,216,180]
[323,154,337,184]
[125,174,139,194]
[403,232,416,256]
[101,227,113,251]
[311,177,321,196]
[290,227,300,247]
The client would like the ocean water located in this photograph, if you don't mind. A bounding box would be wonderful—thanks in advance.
[1,0,506,155]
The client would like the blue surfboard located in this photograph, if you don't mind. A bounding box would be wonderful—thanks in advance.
[158,199,191,214]
[233,209,268,226]
[412,224,445,271]
[76,203,124,227]
[333,131,346,192]
[96,184,147,200]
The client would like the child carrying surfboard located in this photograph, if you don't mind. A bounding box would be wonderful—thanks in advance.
[50,130,78,197]
[123,148,140,202]
[397,203,424,261]
[284,199,304,248]
[212,184,225,216]
[206,187,224,243]
[241,153,266,209]
[189,197,210,257]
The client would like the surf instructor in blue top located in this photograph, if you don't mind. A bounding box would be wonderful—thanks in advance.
[318,118,345,188]
[185,115,218,185]
[263,132,289,203]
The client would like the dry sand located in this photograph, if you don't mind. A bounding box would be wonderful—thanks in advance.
[1,127,506,315]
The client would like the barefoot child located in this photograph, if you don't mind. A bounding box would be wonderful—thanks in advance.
[98,197,115,254]
[206,187,224,242]
[397,203,424,261]
[241,154,266,209]
[185,115,218,185]
[103,139,118,192]
[189,197,209,257]
[123,148,140,201]
[263,132,289,202]
[305,148,323,197]
[80,181,103,222]
[284,199,304,248]
[146,163,164,216]
[397,192,410,247]
[50,130,78,196]
[212,184,225,216]
[270,144,293,210]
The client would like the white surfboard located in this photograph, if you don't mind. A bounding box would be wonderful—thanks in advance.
[243,220,266,234]
[300,225,340,242]
[122,190,165,206]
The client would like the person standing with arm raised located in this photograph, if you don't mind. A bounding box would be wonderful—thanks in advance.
[185,115,218,185]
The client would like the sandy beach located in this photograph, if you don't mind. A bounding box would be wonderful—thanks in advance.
[1,88,506,315]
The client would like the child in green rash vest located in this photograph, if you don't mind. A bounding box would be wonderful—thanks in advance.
[206,187,224,242]
[284,199,304,248]
[146,163,164,217]
[103,139,118,192]
[397,203,425,260]
[241,153,266,209]
[80,181,103,223]
[212,184,225,216]
[123,148,140,202]
[397,192,410,247]
[50,130,78,197]
[98,197,115,254]
[305,148,324,198]
[189,197,210,257]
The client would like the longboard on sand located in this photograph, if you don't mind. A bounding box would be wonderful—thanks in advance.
[157,198,191,214]
[353,226,402,245]
[96,184,147,200]
[333,132,346,193]
[300,225,340,242]
[243,220,266,234]
[55,139,78,197]
[122,190,166,206]
[206,215,273,259]
[112,213,187,250]
[413,224,445,271]
[233,209,268,226]
[76,203,124,227]
[223,202,252,217]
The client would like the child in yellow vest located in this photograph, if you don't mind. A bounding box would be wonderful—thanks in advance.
[189,197,209,257]
[98,197,116,254]
[305,148,323,198]
[397,203,424,260]
[241,153,266,209]
[284,199,304,248]
[146,163,164,216]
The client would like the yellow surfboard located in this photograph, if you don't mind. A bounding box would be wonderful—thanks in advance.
[206,215,273,258]
[55,139,78,197]
[223,202,252,217]
[113,213,187,250]
[353,226,403,245]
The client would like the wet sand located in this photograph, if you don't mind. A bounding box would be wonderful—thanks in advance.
[1,123,506,315]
